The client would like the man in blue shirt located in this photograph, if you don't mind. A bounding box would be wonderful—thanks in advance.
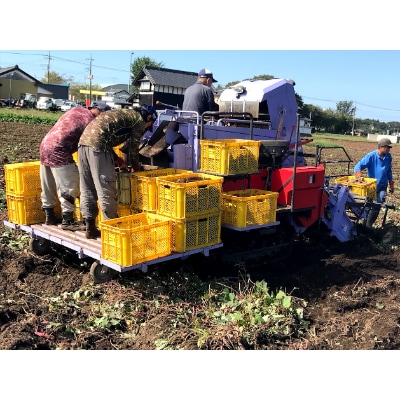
[354,137,395,227]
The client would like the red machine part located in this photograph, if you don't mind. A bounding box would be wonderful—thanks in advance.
[221,165,328,228]
[221,169,268,192]
[271,165,328,227]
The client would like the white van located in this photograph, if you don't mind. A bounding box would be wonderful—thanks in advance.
[36,97,54,110]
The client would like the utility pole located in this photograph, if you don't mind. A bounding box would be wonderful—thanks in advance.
[87,55,94,106]
[351,101,356,136]
[46,51,51,83]
[8,72,14,107]
[128,52,134,94]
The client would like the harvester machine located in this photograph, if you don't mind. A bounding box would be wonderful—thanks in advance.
[141,77,397,259]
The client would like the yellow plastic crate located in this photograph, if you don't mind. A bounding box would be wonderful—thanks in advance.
[116,172,131,205]
[221,189,278,228]
[117,203,135,217]
[171,212,222,253]
[157,173,223,218]
[335,176,376,200]
[74,198,82,222]
[131,168,190,211]
[200,139,261,175]
[6,194,61,225]
[4,161,41,196]
[100,213,171,267]
[96,203,137,226]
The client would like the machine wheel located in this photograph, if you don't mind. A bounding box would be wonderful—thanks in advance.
[90,261,115,284]
[379,224,398,245]
[29,237,50,256]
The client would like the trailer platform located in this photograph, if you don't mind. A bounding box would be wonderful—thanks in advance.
[3,220,223,283]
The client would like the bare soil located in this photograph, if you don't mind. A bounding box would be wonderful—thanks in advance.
[1,122,400,350]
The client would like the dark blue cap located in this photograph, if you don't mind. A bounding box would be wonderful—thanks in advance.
[136,104,158,122]
[198,68,217,83]
[91,101,111,111]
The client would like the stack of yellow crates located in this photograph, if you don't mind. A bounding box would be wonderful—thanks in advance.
[156,172,223,252]
[130,168,190,212]
[4,160,62,224]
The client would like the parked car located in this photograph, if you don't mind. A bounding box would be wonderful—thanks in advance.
[52,99,65,111]
[36,97,54,111]
[60,101,77,112]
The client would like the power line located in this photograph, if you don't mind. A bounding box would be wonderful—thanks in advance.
[303,96,400,113]
[0,51,129,74]
[303,96,338,104]
[355,101,400,112]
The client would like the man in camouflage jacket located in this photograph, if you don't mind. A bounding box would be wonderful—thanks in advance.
[77,106,157,239]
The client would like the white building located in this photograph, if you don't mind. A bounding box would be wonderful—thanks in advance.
[299,117,312,137]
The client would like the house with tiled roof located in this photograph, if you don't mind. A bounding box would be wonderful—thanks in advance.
[100,84,131,108]
[0,65,52,105]
[130,66,199,110]
[0,65,69,106]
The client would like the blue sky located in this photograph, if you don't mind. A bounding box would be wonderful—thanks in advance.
[2,3,400,123]
[1,49,399,122]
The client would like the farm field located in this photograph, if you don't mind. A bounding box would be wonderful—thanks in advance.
[1,121,400,351]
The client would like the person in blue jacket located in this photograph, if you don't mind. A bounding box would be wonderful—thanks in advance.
[353,137,395,227]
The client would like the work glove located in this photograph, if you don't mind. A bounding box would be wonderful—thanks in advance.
[115,157,128,171]
[355,170,361,178]
[130,163,143,173]
[389,181,395,194]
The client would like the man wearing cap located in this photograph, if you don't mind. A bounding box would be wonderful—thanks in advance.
[78,106,157,239]
[182,68,219,116]
[39,102,110,230]
[354,137,395,227]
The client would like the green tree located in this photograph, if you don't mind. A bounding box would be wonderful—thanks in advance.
[253,74,275,80]
[223,74,275,90]
[334,101,355,134]
[40,71,74,84]
[302,104,326,132]
[336,100,355,117]
[296,93,304,111]
[130,56,164,93]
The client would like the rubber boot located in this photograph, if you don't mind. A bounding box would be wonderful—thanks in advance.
[85,218,101,239]
[61,212,86,231]
[366,205,381,228]
[43,207,57,225]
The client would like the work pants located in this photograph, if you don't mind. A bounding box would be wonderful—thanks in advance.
[78,146,118,221]
[40,163,79,213]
